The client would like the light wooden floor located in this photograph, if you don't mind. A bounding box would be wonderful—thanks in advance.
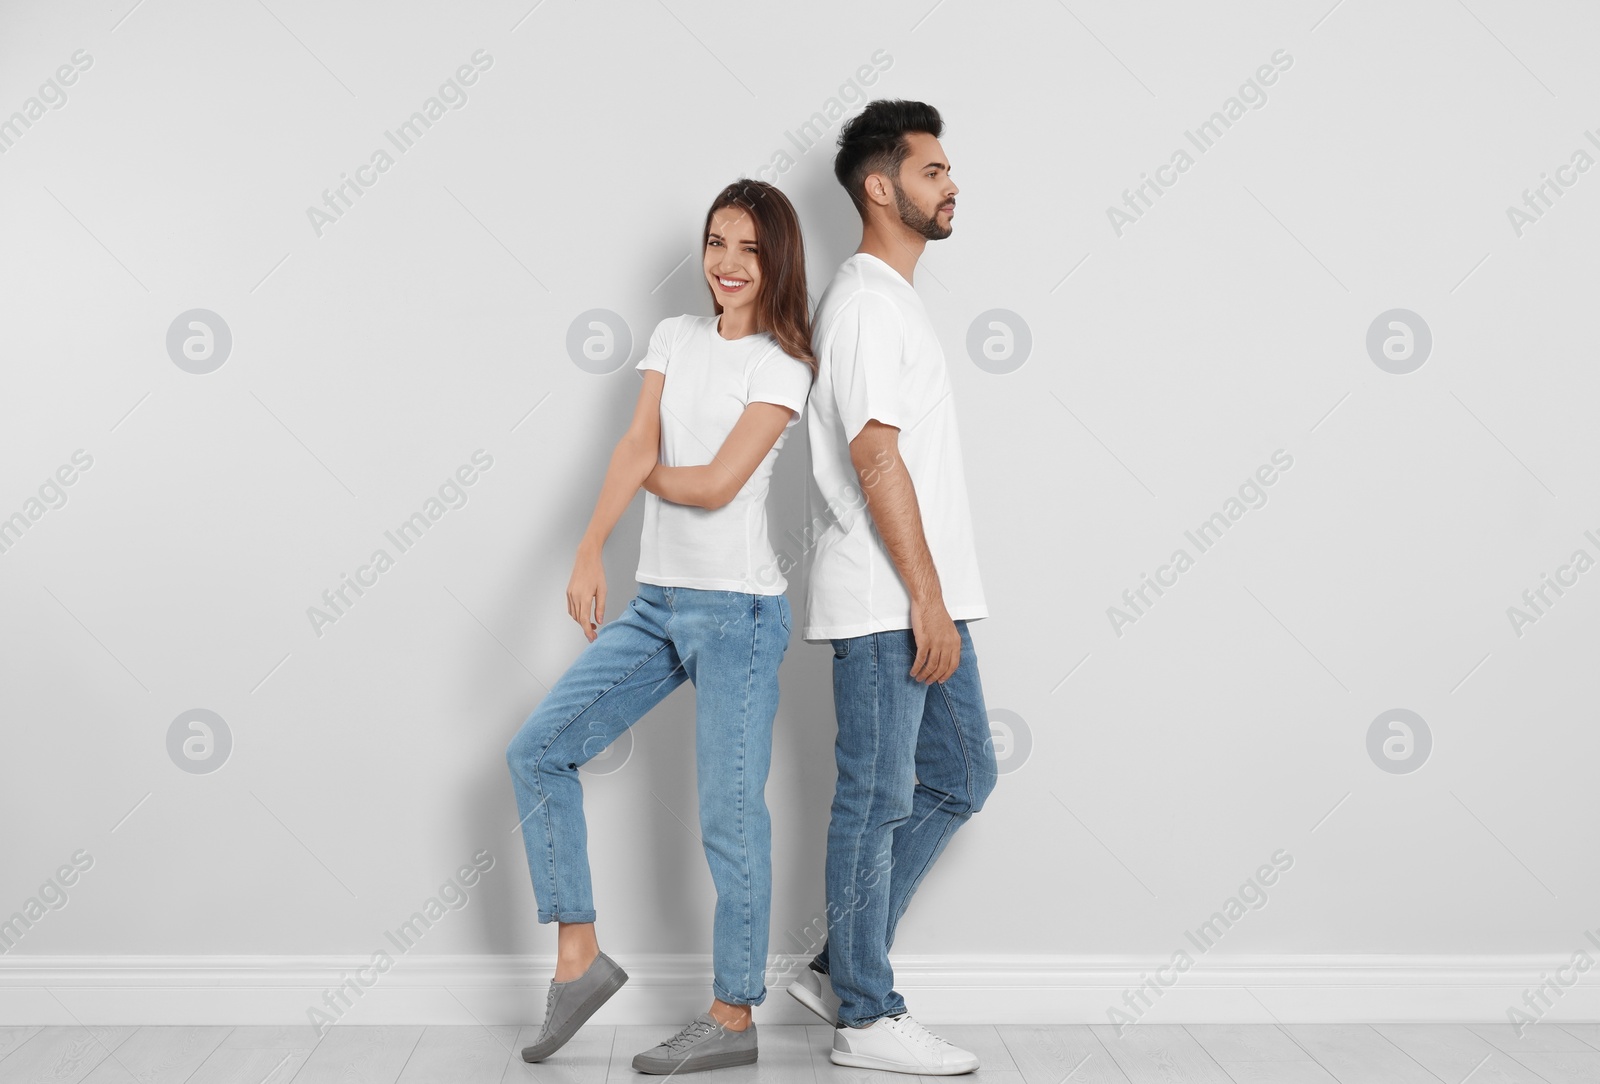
[3,1022,1599,1084]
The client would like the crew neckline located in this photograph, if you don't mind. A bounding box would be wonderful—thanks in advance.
[852,250,914,288]
[713,313,767,343]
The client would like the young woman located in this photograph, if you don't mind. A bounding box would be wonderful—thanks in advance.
[505,179,815,1075]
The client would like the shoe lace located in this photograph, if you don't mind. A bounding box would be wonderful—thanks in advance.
[663,1018,720,1051]
[889,1013,954,1051]
[538,983,559,1033]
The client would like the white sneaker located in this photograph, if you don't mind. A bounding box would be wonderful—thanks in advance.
[831,1012,979,1075]
[787,966,842,1024]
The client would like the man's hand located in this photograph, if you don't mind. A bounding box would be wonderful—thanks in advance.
[909,595,960,683]
[567,546,606,642]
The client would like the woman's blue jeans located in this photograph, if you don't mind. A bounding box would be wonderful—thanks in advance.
[505,583,790,1006]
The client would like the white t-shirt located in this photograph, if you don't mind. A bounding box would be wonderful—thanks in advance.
[634,314,813,596]
[803,253,988,641]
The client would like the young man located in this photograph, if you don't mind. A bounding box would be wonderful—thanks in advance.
[788,99,998,1075]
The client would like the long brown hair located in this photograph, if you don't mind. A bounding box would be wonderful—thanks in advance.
[702,179,816,374]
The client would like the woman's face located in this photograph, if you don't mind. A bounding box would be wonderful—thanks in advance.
[704,205,761,320]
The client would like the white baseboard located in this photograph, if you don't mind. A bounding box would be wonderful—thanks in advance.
[2,953,1596,1027]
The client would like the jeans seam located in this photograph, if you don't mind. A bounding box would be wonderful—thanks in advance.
[737,595,758,1000]
[838,632,881,1020]
[935,676,978,814]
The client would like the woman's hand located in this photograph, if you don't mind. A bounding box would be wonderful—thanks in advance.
[567,546,607,642]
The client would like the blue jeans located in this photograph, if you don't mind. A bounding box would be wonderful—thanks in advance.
[505,582,790,1006]
[809,621,998,1027]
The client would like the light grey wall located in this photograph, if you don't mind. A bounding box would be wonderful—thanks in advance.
[2,0,1596,973]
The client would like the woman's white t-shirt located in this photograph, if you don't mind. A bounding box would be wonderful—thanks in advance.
[634,314,813,596]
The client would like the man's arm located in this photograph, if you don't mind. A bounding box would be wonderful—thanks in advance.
[849,419,961,684]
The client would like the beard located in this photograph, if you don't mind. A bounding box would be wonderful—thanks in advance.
[893,180,952,240]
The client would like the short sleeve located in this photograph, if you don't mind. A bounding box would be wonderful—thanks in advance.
[825,291,906,442]
[747,345,814,429]
[635,316,679,375]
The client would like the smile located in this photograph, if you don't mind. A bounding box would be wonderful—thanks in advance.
[716,277,749,292]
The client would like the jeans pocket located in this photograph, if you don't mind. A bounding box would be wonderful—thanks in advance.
[832,638,851,659]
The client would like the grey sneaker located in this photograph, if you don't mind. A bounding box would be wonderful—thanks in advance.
[520,951,629,1062]
[631,1012,758,1074]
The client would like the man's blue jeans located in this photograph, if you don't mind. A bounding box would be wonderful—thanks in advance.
[810,620,998,1027]
[505,583,790,1006]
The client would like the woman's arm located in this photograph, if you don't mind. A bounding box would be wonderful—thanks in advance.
[567,370,665,640]
[642,402,795,510]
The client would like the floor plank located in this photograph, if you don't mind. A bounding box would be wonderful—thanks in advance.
[1471,1022,1596,1053]
[0,1026,136,1084]
[1183,1024,1337,1083]
[1376,1024,1546,1084]
[396,1025,519,1083]
[183,1024,323,1084]
[292,1025,424,1084]
[1501,1051,1600,1084]
[1280,1024,1439,1084]
[1184,1024,1308,1063]
[995,1025,1131,1084]
[512,1022,614,1084]
[701,1021,814,1084]
[1556,1023,1600,1051]
[2,1022,1591,1084]
[0,1030,41,1065]
[1221,1064,1341,1083]
[1087,1024,1232,1083]
[79,1027,232,1084]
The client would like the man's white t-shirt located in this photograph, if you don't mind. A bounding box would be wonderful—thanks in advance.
[634,314,813,596]
[803,252,988,641]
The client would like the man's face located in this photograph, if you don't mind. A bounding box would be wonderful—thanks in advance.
[890,131,957,240]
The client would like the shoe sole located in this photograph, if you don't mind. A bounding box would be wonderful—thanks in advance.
[831,1049,979,1076]
[631,1047,758,1074]
[786,980,838,1025]
[520,966,629,1063]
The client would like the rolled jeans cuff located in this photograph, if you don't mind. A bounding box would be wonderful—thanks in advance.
[538,908,597,924]
[712,980,767,1008]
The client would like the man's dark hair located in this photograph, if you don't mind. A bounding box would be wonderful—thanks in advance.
[833,99,943,216]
